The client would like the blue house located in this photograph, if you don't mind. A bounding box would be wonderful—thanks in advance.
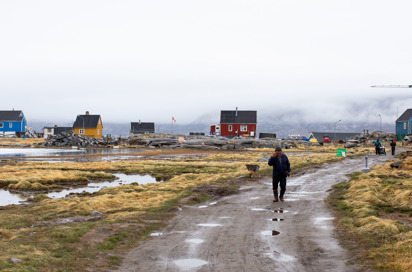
[395,109,412,140]
[0,110,27,137]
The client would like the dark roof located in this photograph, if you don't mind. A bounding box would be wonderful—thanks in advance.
[73,115,101,128]
[220,110,257,124]
[0,110,24,121]
[54,127,73,135]
[131,122,155,132]
[310,132,360,141]
[396,109,412,122]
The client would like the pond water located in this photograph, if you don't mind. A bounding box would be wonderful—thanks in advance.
[0,147,146,162]
[0,173,158,206]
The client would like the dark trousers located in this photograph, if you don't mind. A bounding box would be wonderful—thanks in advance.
[375,147,380,155]
[391,147,395,155]
[272,175,287,199]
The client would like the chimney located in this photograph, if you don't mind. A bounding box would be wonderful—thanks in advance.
[235,107,238,117]
[86,111,90,115]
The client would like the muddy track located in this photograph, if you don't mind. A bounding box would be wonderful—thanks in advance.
[114,153,393,272]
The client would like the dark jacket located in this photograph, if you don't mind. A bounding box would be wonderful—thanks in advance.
[268,154,291,177]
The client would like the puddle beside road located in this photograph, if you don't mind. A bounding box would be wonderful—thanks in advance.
[0,173,158,206]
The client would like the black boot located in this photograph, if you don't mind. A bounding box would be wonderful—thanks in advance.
[273,190,278,202]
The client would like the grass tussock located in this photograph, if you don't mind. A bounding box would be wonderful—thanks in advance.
[331,157,412,272]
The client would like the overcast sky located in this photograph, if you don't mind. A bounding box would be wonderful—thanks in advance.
[1,0,412,126]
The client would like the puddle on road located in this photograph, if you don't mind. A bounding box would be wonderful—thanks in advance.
[260,230,280,236]
[150,232,162,236]
[251,208,266,211]
[174,259,208,269]
[185,239,204,244]
[219,216,231,219]
[198,205,208,209]
[265,251,296,262]
[197,223,222,227]
[249,197,260,200]
[272,218,285,221]
[314,217,334,229]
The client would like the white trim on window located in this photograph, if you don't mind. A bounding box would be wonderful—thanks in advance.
[240,125,247,132]
[79,129,85,135]
[228,125,232,131]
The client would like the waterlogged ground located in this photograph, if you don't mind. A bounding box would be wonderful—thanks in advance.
[115,154,391,272]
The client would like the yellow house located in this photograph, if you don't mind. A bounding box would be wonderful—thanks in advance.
[73,111,103,138]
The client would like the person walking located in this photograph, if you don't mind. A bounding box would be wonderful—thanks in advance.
[268,147,291,202]
[375,139,381,155]
[390,140,396,156]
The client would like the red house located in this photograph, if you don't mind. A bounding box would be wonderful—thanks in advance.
[210,108,257,138]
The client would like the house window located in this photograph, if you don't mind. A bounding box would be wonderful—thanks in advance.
[79,129,85,135]
[0,123,3,128]
[405,122,407,130]
[240,125,247,132]
[228,125,232,131]
[47,128,52,133]
[97,129,100,135]
[9,123,12,128]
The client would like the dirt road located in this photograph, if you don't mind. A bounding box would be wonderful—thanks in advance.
[115,154,392,272]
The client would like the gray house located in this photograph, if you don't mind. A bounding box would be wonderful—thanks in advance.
[43,125,73,139]
[130,121,155,135]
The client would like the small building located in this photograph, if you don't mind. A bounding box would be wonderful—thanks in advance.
[0,110,27,137]
[308,132,360,142]
[130,121,155,135]
[396,109,412,141]
[43,125,73,139]
[210,108,257,138]
[73,111,103,138]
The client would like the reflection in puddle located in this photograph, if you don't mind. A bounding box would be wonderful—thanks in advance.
[251,208,266,211]
[197,223,222,227]
[274,208,288,213]
[198,205,208,209]
[249,197,260,200]
[272,218,284,221]
[150,232,162,236]
[185,239,204,244]
[174,259,208,269]
[272,230,280,236]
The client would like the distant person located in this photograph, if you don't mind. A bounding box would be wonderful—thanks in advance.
[390,140,396,156]
[268,147,291,202]
[375,139,381,155]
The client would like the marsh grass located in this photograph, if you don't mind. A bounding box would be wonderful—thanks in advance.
[330,157,412,271]
[0,148,371,271]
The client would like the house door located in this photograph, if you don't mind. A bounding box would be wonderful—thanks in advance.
[216,125,220,136]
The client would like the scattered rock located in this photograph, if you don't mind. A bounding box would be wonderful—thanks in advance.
[390,160,404,168]
[9,258,22,263]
